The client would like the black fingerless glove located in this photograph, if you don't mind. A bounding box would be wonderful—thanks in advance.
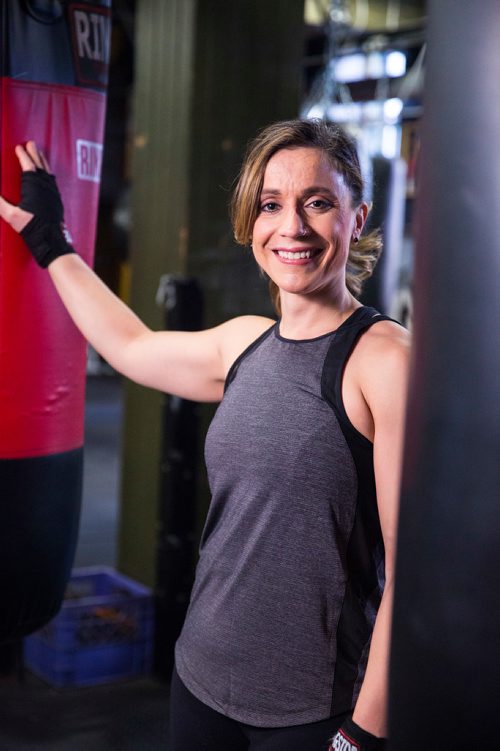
[328,717,386,751]
[19,169,75,268]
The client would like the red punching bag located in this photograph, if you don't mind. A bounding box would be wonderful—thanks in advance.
[0,0,111,641]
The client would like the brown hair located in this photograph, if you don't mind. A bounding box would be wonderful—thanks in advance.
[230,119,382,312]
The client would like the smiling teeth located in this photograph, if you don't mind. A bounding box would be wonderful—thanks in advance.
[277,250,312,259]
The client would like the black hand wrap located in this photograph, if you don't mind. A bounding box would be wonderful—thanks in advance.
[329,717,386,751]
[19,169,75,268]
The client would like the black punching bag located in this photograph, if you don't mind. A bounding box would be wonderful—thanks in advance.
[389,2,500,748]
[0,1,111,642]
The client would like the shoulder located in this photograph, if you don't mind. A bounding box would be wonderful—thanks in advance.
[359,318,411,363]
[350,319,411,410]
[214,315,276,376]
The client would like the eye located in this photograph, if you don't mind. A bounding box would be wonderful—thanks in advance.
[259,201,280,213]
[306,198,333,211]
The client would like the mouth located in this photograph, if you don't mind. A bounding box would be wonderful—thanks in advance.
[273,247,320,262]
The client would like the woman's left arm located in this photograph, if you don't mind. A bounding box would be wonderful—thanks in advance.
[352,323,411,738]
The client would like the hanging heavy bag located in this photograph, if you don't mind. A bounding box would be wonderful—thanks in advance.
[0,0,111,642]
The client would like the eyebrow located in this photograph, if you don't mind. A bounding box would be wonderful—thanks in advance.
[260,186,336,197]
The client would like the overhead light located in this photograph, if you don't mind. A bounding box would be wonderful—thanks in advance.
[386,51,407,78]
[333,50,407,83]
[384,97,404,123]
[333,54,366,83]
[381,125,400,158]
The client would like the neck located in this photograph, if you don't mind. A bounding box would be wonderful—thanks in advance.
[278,288,360,340]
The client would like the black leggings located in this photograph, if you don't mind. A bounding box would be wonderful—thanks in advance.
[168,667,348,751]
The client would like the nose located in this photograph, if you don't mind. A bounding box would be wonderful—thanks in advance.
[279,206,309,238]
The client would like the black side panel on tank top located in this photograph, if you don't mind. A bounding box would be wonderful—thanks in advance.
[321,306,395,712]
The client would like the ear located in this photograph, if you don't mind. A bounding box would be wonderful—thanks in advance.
[354,201,369,234]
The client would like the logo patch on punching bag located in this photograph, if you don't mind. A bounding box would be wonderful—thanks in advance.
[76,140,103,183]
[69,3,112,89]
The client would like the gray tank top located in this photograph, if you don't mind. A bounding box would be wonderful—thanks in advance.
[175,306,391,727]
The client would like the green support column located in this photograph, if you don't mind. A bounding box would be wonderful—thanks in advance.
[118,0,304,585]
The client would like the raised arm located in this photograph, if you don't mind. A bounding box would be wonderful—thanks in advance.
[48,253,228,401]
[0,141,273,402]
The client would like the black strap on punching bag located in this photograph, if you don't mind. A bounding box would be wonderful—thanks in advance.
[389,1,500,748]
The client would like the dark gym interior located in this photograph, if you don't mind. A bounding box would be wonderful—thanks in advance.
[1,1,499,749]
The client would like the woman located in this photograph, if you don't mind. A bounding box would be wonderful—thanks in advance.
[0,119,409,750]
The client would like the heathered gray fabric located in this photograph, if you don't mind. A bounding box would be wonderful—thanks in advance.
[175,318,377,727]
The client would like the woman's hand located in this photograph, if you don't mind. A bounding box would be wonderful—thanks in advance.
[0,141,75,267]
[0,141,46,231]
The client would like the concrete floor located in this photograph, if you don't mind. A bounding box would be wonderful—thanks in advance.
[0,375,171,750]
[0,675,170,750]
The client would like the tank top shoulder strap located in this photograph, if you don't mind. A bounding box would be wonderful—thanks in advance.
[224,322,276,393]
[321,306,397,447]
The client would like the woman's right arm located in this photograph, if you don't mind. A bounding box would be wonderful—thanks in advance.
[48,253,228,401]
[49,256,274,400]
[0,141,274,402]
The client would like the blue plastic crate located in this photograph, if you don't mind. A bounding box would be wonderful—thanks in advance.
[23,566,154,688]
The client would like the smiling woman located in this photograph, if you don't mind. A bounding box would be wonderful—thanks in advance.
[0,119,409,751]
[251,147,365,314]
[231,119,383,315]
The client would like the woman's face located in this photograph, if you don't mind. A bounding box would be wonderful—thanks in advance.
[251,146,366,301]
